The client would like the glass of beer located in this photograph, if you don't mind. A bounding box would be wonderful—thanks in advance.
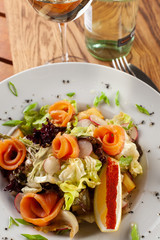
[27,0,92,62]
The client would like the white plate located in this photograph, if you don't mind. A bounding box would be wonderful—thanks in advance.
[0,62,160,240]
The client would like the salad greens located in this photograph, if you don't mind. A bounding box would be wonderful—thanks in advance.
[59,157,102,209]
[119,156,133,171]
[0,96,144,239]
[3,103,50,134]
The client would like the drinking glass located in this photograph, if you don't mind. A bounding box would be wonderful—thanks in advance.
[27,0,92,62]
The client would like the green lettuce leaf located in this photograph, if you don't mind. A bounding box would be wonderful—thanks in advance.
[3,104,50,135]
[70,125,95,137]
[119,156,133,172]
[58,157,102,210]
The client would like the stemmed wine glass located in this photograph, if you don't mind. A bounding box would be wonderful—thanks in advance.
[27,0,92,62]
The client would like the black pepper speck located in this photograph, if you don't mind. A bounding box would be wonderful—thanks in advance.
[25,99,32,103]
[129,210,134,214]
[150,122,155,126]
[155,192,159,197]
[147,150,151,153]
[67,80,70,83]
[105,84,110,89]
[150,112,154,115]
[141,120,145,124]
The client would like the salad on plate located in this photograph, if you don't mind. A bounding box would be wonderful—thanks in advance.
[0,98,143,239]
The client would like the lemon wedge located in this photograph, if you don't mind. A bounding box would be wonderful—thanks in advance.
[94,157,122,232]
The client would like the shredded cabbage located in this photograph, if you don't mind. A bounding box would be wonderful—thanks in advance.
[108,112,131,125]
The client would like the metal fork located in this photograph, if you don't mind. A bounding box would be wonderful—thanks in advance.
[112,56,159,92]
[112,56,136,76]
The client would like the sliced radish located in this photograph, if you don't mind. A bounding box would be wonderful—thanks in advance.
[14,192,24,213]
[77,119,92,127]
[78,140,93,158]
[128,126,138,142]
[43,156,60,175]
[122,123,138,142]
[89,115,107,126]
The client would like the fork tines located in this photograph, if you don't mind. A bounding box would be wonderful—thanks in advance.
[112,56,135,76]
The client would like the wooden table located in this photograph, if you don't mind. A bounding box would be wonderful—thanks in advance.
[3,0,160,90]
[0,0,13,81]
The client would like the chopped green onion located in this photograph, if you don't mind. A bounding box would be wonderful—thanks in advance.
[21,234,48,240]
[86,104,90,109]
[115,90,120,106]
[23,102,38,114]
[2,120,23,126]
[15,218,33,226]
[131,223,140,240]
[93,92,110,107]
[122,121,134,130]
[8,81,18,96]
[135,104,150,115]
[66,92,75,97]
[8,216,19,229]
[72,115,78,127]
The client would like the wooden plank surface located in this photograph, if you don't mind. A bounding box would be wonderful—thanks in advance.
[0,0,5,13]
[0,0,13,82]
[0,17,12,60]
[4,0,160,89]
